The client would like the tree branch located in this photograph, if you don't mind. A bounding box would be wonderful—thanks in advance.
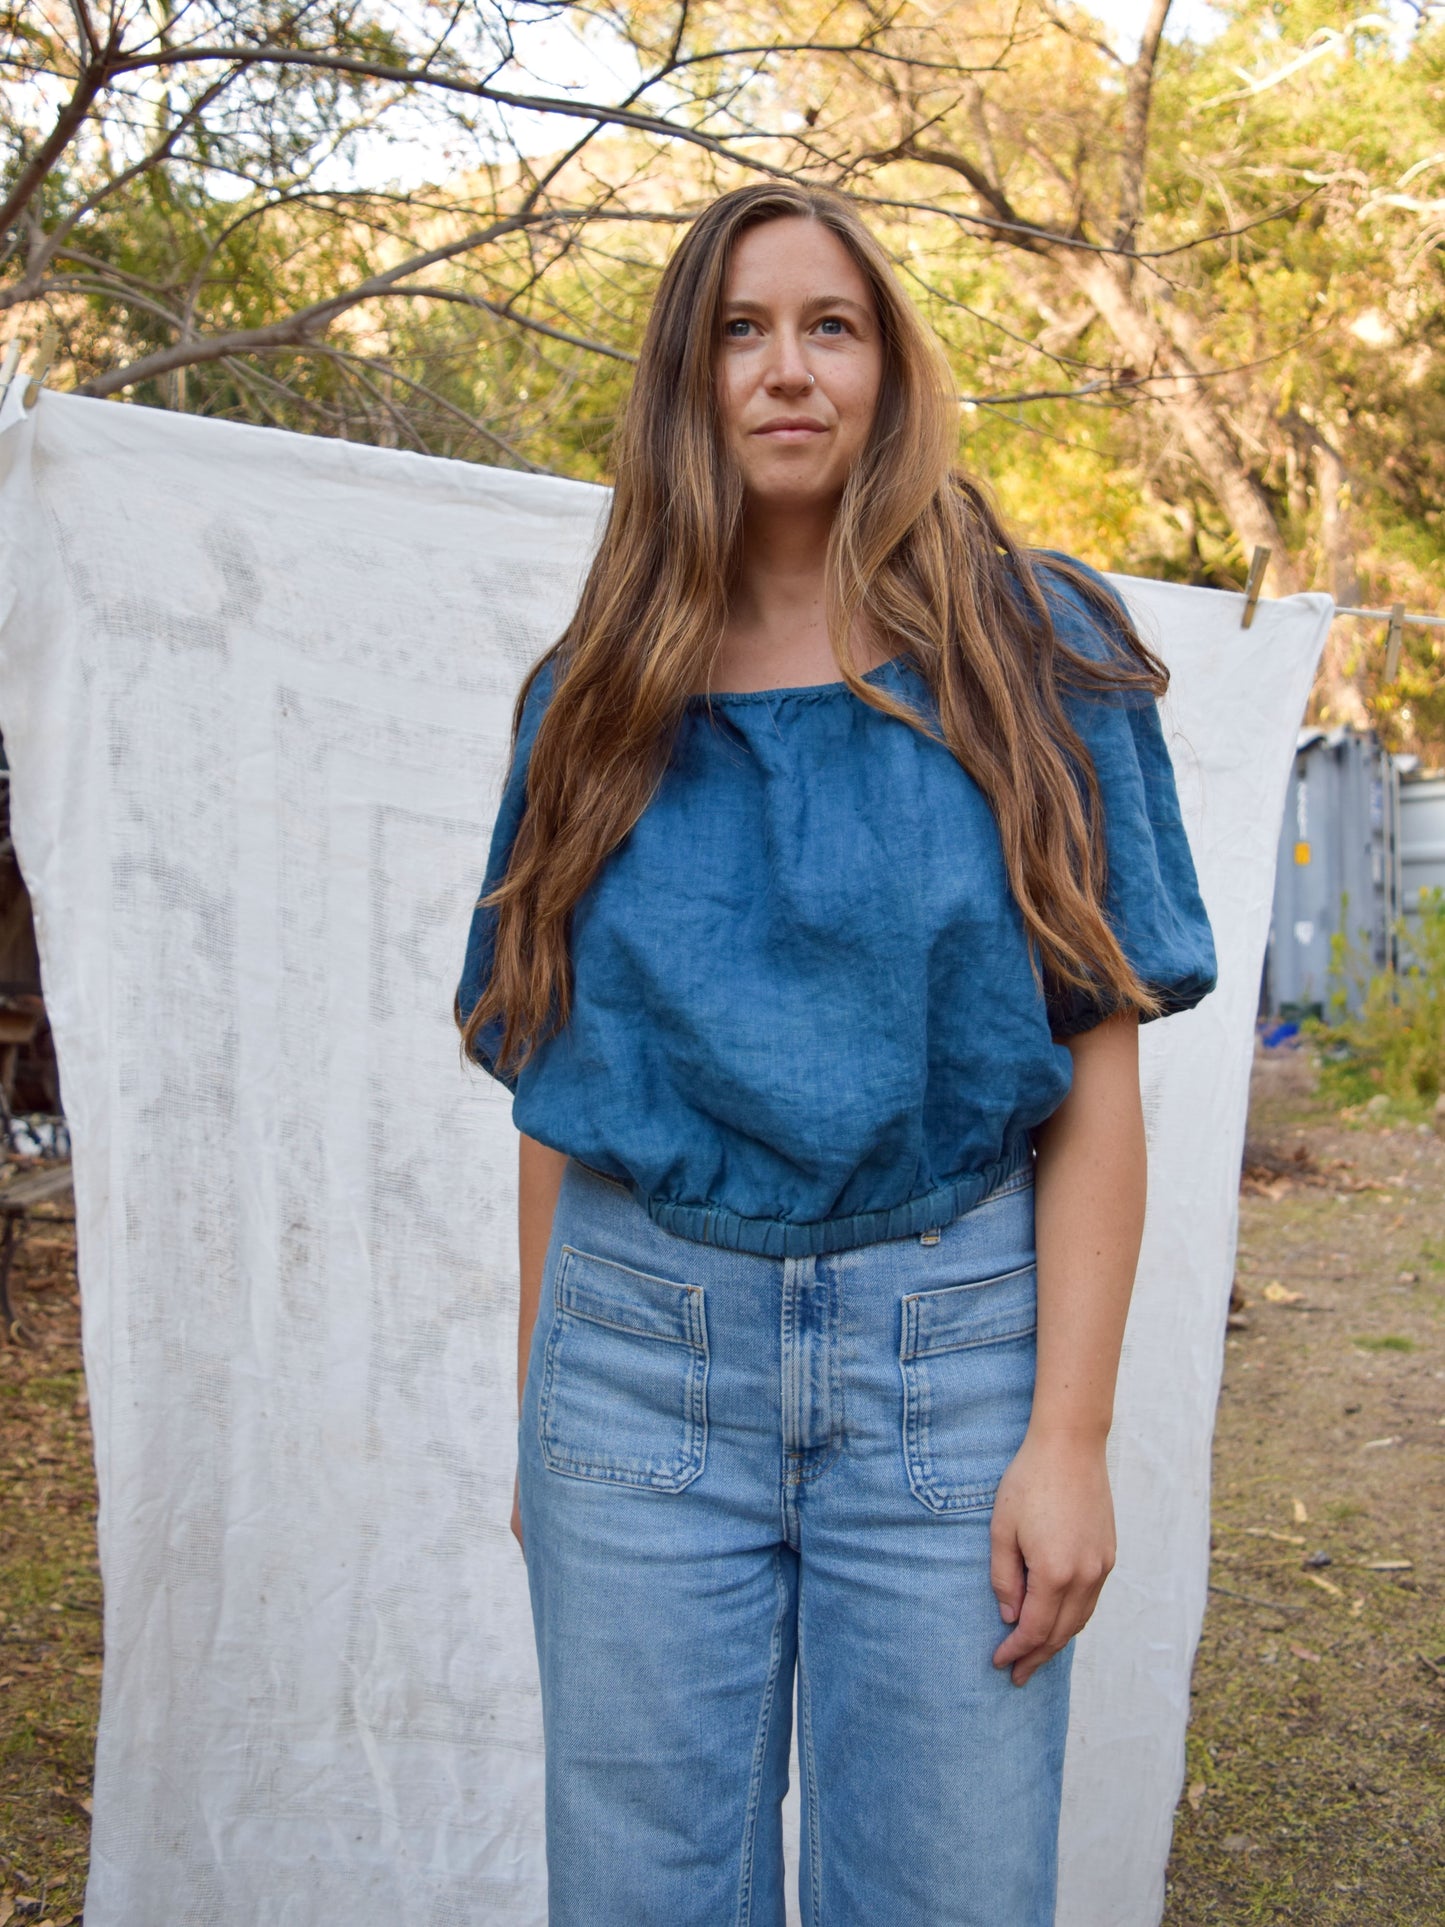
[1114,0,1171,254]
[85,34,972,182]
[854,176,1319,262]
[312,343,541,469]
[70,208,576,398]
[0,23,121,241]
[16,65,240,295]
[886,140,1060,255]
[389,285,637,363]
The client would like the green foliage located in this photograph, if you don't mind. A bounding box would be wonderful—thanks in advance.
[1306,887,1445,1114]
[9,1,1445,749]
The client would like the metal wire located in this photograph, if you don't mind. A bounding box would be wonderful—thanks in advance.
[1334,606,1445,628]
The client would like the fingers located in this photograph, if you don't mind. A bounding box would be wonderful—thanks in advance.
[511,1473,525,1555]
[992,1560,1111,1685]
[991,1531,1026,1626]
[991,1573,1068,1680]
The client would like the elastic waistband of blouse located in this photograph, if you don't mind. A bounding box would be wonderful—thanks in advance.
[594,1134,1037,1260]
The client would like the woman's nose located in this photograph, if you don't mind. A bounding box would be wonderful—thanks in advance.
[763,333,812,394]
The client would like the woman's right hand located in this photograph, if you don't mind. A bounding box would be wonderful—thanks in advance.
[511,1471,524,1554]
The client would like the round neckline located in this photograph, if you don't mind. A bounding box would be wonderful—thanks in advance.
[685,653,911,707]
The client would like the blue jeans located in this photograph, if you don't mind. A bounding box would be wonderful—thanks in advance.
[518,1156,1073,1926]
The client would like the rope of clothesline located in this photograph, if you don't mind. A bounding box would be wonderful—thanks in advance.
[1240,549,1439,646]
[1333,605,1445,629]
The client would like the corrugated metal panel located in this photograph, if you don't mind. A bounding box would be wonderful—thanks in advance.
[1264,729,1395,1018]
[1398,775,1445,917]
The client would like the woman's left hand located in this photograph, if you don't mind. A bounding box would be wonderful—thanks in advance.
[989,1427,1116,1686]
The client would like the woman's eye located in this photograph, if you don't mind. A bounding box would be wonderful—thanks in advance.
[817,317,847,335]
[723,319,753,338]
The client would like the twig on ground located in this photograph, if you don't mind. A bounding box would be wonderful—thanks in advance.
[1207,1583,1306,1614]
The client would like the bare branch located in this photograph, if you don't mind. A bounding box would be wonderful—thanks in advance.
[390,284,637,363]
[852,173,1319,262]
[70,208,575,398]
[1035,3,1123,67]
[1115,0,1171,254]
[963,377,1119,405]
[310,343,542,470]
[326,354,434,454]
[18,65,241,295]
[0,23,121,240]
[881,140,1060,255]
[87,36,832,181]
[34,273,189,330]
[68,0,104,65]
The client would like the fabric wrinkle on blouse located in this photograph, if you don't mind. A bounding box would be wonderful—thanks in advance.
[457,555,1219,1258]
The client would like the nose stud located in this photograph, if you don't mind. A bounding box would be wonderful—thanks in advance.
[806,373,815,387]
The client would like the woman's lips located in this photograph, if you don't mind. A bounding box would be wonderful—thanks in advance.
[754,422,827,438]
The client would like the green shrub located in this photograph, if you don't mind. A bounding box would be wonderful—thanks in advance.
[1304,887,1445,1116]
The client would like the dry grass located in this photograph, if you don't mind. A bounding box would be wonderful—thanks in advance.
[1163,1046,1445,1922]
[0,1214,96,1927]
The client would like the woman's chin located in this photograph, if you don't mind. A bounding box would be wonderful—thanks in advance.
[740,473,848,518]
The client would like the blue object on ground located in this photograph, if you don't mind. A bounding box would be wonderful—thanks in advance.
[1261,1021,1300,1048]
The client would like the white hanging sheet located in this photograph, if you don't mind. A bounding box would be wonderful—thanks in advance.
[0,386,1329,1926]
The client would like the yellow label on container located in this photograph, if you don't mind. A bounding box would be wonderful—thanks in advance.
[1294,841,1311,866]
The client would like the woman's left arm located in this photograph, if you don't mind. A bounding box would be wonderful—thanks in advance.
[990,1009,1147,1686]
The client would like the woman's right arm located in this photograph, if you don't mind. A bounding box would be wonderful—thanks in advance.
[513,1132,569,1549]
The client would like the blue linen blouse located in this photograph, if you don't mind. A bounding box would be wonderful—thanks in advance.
[457,557,1218,1257]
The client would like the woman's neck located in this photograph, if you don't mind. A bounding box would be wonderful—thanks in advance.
[707,502,883,694]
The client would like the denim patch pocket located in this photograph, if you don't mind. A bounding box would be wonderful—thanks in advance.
[538,1245,709,1492]
[899,1261,1037,1515]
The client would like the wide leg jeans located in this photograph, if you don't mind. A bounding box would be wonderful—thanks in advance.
[517,1155,1073,1926]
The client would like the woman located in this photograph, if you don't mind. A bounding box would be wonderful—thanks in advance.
[456,182,1216,1927]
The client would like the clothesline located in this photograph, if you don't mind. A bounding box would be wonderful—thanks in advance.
[1239,547,1439,650]
[1333,604,1445,628]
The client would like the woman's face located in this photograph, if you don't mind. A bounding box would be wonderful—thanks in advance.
[714,216,884,514]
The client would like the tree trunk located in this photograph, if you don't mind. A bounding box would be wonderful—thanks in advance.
[1306,438,1369,726]
[1066,256,1301,594]
[1312,437,1361,607]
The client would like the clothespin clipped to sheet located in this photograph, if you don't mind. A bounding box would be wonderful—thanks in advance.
[1383,602,1405,682]
[22,321,59,409]
[1240,546,1271,629]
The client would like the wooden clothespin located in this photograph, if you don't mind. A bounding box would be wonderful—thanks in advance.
[1383,602,1405,682]
[1241,545,1271,628]
[21,321,58,409]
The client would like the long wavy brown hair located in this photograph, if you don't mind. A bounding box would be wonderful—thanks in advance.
[458,181,1172,1079]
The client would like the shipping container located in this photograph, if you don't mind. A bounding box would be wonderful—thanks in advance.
[1263,728,1398,1020]
[1397,771,1445,945]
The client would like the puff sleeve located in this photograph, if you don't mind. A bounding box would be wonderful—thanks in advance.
[1038,562,1219,1040]
[456,657,558,1088]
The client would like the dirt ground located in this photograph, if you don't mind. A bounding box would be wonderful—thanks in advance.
[0,1211,96,1927]
[1162,1045,1445,1924]
[0,1046,1442,1924]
